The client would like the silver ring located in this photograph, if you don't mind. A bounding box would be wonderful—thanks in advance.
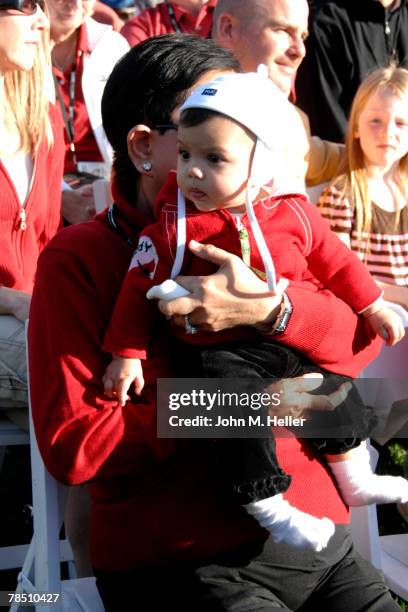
[184,314,198,335]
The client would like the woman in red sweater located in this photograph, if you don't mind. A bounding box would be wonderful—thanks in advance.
[0,0,64,427]
[29,35,399,611]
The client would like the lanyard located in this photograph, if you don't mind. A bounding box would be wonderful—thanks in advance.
[53,65,79,170]
[165,0,182,32]
[384,5,402,63]
[165,1,213,38]
[107,204,135,246]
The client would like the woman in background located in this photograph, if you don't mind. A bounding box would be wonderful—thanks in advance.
[0,0,64,428]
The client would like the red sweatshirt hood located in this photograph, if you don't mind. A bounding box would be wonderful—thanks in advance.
[95,173,154,241]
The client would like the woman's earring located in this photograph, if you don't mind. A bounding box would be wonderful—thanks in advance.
[142,161,152,172]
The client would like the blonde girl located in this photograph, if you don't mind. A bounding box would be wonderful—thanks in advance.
[0,0,64,424]
[320,64,408,524]
[320,65,408,309]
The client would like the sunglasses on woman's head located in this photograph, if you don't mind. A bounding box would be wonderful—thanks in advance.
[0,0,43,14]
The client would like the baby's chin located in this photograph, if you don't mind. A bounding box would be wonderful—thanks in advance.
[191,200,215,212]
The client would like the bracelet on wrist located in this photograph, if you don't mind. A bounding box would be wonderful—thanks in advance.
[270,292,293,335]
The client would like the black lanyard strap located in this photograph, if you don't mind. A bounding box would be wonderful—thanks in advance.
[53,67,78,170]
[165,0,182,32]
[165,1,213,39]
[107,203,135,246]
[384,4,402,63]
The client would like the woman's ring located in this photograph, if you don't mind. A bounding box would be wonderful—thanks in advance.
[185,314,198,335]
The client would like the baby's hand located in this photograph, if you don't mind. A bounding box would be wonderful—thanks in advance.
[365,306,405,346]
[102,355,145,407]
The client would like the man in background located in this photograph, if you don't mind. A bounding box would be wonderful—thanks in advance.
[212,0,342,189]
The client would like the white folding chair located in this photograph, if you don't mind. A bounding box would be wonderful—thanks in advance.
[0,416,30,572]
[8,322,105,611]
[350,445,408,601]
[10,408,104,612]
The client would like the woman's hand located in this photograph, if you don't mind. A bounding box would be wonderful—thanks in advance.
[267,373,352,420]
[157,241,282,333]
[0,286,31,321]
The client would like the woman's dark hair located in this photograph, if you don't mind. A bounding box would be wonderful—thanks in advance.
[101,34,240,202]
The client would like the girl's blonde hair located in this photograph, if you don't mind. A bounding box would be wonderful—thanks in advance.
[2,24,53,154]
[329,65,408,255]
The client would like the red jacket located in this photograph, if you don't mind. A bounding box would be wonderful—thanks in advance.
[105,172,381,377]
[28,179,355,571]
[0,103,64,293]
[121,0,215,47]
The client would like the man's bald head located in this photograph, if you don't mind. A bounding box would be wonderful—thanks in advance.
[213,0,269,28]
[213,0,309,97]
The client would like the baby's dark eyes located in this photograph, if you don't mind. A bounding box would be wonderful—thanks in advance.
[207,154,221,163]
[178,149,190,160]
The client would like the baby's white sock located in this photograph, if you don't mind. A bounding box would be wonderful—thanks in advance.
[328,444,408,506]
[244,494,335,552]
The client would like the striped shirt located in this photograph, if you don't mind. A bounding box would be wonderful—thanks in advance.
[320,185,408,286]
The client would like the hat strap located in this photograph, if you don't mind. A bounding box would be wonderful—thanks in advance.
[170,189,187,279]
[245,184,279,293]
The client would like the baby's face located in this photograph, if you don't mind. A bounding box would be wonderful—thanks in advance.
[177,115,255,214]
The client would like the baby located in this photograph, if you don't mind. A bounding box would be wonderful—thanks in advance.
[103,71,408,551]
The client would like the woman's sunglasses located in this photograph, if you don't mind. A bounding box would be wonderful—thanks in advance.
[153,124,178,135]
[0,0,43,14]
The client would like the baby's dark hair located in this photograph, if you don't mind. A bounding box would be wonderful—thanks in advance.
[180,107,256,143]
[179,107,219,128]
